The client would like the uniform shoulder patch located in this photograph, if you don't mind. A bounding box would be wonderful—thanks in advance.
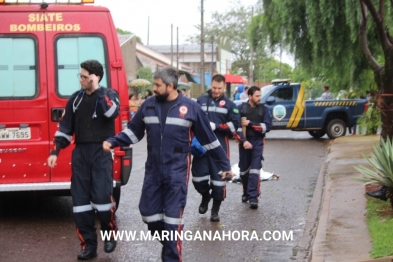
[115,97,120,103]
[233,108,239,114]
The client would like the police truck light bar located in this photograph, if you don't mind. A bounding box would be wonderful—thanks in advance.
[0,0,94,4]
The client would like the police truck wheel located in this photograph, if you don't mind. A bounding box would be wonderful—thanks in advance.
[326,119,346,139]
[113,187,121,210]
[308,130,326,139]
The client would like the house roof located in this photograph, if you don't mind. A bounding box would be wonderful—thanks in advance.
[117,34,135,46]
[136,43,192,73]
[148,44,218,54]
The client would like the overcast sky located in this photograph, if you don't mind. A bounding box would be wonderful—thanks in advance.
[93,0,294,66]
[93,0,257,45]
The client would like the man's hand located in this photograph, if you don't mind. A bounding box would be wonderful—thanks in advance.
[241,118,250,127]
[47,155,57,168]
[221,170,234,181]
[103,141,113,152]
[243,141,252,149]
[89,74,100,90]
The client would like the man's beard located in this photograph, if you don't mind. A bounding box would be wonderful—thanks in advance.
[154,91,169,102]
[249,99,260,107]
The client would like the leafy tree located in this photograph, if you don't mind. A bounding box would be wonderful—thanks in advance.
[133,67,153,95]
[186,1,267,78]
[116,28,143,44]
[136,67,153,82]
[253,57,292,83]
[289,66,325,99]
[254,0,393,139]
[358,0,393,139]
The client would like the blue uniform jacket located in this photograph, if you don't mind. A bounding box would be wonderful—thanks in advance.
[107,93,231,184]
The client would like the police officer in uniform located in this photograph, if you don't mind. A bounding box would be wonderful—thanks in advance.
[192,74,240,221]
[103,67,233,262]
[47,60,119,260]
[235,86,272,209]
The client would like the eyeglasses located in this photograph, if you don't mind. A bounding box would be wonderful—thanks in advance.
[77,73,89,81]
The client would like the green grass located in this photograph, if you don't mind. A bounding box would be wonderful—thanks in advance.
[366,196,393,258]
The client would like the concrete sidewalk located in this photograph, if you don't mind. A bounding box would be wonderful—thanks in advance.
[297,135,391,262]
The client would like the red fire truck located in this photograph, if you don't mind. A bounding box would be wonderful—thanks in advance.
[0,0,132,207]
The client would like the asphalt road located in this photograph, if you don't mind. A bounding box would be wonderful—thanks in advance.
[0,130,329,262]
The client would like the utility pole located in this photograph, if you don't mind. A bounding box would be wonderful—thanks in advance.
[249,6,254,86]
[171,24,173,67]
[200,0,205,94]
[177,27,179,70]
[147,16,150,45]
[211,36,214,76]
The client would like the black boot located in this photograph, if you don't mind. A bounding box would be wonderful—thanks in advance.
[249,201,258,209]
[199,192,211,214]
[77,249,97,260]
[104,239,117,253]
[241,194,248,203]
[366,186,388,201]
[210,200,221,221]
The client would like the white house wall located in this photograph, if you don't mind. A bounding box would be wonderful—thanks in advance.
[219,48,232,74]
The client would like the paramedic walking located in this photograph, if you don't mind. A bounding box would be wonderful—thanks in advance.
[192,74,240,221]
[47,60,119,260]
[236,86,272,209]
[103,67,233,262]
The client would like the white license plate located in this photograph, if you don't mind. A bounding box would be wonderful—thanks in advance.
[0,127,31,140]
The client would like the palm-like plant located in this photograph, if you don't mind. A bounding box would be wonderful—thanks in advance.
[354,137,393,208]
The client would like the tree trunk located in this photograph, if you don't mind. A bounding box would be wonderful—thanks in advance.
[379,48,393,141]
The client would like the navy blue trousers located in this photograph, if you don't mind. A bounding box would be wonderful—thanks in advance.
[139,164,190,261]
[191,153,226,200]
[191,135,228,201]
[71,143,117,251]
[238,137,263,202]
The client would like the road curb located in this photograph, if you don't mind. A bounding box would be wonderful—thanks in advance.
[294,143,330,261]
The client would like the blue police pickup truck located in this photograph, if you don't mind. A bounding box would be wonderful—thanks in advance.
[235,80,367,139]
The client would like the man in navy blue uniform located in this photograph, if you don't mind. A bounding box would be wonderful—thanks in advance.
[192,74,240,221]
[103,67,233,262]
[47,60,119,260]
[235,86,272,209]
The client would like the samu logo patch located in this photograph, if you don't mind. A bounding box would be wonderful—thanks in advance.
[179,106,188,118]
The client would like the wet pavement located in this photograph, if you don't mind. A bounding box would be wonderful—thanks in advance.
[310,136,379,262]
[0,130,330,261]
